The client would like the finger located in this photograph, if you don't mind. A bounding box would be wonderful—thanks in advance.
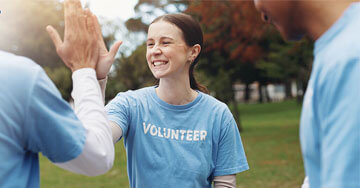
[109,40,123,59]
[67,0,83,29]
[46,25,63,49]
[71,0,82,12]
[92,14,107,49]
[64,0,73,35]
[69,0,82,12]
[85,10,96,34]
[76,9,88,32]
[92,13,102,40]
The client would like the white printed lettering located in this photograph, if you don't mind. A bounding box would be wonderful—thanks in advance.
[143,122,151,134]
[180,130,186,140]
[193,130,199,141]
[158,127,164,137]
[164,128,170,138]
[171,129,179,140]
[200,131,207,141]
[150,125,157,136]
[186,130,193,141]
[142,122,207,141]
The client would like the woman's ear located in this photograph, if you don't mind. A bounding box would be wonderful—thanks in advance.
[189,44,201,62]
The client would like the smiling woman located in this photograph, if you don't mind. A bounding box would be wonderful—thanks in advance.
[101,13,249,188]
[54,7,249,187]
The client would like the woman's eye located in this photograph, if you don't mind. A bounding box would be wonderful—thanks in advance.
[147,43,154,47]
[163,41,170,45]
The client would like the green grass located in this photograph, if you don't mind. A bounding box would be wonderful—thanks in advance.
[236,100,304,188]
[40,100,304,188]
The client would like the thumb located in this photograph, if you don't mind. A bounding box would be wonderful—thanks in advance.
[109,40,123,59]
[46,25,63,50]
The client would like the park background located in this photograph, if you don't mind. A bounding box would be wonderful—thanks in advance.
[0,0,314,187]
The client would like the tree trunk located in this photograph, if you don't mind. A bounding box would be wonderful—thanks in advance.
[296,80,303,104]
[285,80,292,99]
[244,83,250,102]
[265,85,271,102]
[231,100,243,132]
[258,83,264,103]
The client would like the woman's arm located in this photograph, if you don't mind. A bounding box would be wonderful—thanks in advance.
[98,77,123,144]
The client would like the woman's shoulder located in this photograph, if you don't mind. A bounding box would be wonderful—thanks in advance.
[110,86,154,104]
[198,92,235,126]
[199,92,229,109]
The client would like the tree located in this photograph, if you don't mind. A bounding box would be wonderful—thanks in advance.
[185,1,271,130]
[256,36,313,101]
[0,0,65,68]
[44,67,72,101]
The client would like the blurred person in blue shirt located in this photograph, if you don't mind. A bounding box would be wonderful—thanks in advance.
[254,0,360,187]
[0,0,120,187]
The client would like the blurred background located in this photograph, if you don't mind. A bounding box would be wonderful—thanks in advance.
[0,0,313,187]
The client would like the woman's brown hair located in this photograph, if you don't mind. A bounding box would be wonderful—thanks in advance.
[151,13,209,94]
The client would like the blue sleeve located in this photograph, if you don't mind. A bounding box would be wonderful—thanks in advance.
[318,58,360,187]
[105,92,131,140]
[24,68,86,163]
[214,111,249,176]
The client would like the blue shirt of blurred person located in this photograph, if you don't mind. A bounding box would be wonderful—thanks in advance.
[0,51,86,187]
[300,3,360,188]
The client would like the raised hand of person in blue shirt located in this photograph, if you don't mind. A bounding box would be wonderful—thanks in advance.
[47,0,122,80]
[46,0,99,72]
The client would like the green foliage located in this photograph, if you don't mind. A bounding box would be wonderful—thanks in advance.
[0,0,64,68]
[256,37,313,84]
[104,43,155,102]
[44,66,72,101]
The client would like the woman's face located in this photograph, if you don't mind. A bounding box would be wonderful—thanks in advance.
[146,21,192,80]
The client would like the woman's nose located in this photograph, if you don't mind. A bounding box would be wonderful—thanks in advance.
[152,45,162,55]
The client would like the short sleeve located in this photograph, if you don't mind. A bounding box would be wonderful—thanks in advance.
[24,68,86,163]
[214,113,249,176]
[105,92,131,140]
[317,58,360,187]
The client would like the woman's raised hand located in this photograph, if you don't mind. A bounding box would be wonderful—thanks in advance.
[91,14,123,80]
[46,0,99,72]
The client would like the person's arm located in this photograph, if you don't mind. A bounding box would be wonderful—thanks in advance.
[46,0,115,176]
[214,174,236,188]
[301,176,309,188]
[98,76,123,144]
[98,76,107,103]
[213,114,249,177]
[316,59,360,187]
[54,69,114,176]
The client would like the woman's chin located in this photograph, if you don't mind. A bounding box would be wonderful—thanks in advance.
[152,71,168,79]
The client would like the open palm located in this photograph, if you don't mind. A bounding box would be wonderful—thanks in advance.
[93,15,122,80]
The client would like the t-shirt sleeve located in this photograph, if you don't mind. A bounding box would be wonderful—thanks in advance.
[317,58,360,187]
[214,110,249,176]
[24,68,86,163]
[105,92,132,140]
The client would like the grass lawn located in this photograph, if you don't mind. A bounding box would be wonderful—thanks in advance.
[40,100,304,188]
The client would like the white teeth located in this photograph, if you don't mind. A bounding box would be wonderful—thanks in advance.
[154,61,166,66]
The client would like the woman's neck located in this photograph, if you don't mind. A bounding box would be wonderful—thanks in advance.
[156,76,198,105]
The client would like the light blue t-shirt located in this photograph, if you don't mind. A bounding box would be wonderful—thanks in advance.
[300,3,360,188]
[106,87,249,187]
[0,51,86,187]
